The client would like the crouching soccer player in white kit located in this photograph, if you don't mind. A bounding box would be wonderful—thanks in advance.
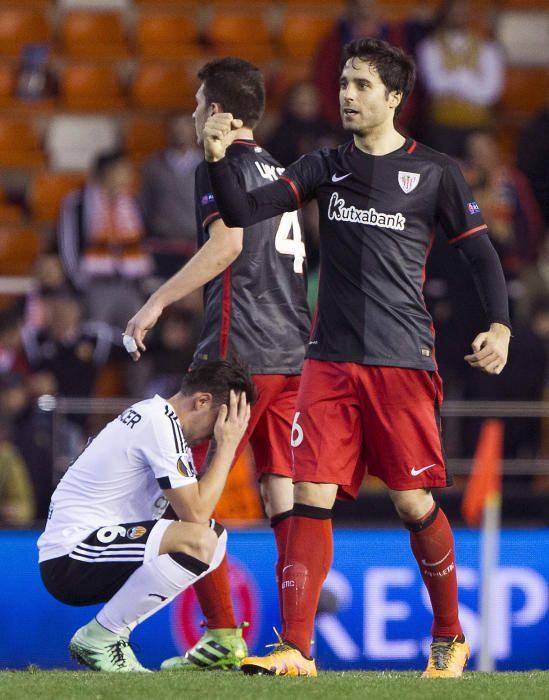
[38,359,254,672]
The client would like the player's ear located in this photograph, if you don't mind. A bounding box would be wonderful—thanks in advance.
[388,91,402,111]
[193,391,214,411]
[210,102,223,115]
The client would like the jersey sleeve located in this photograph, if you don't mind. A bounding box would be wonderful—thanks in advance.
[279,152,328,208]
[436,158,488,246]
[207,154,316,228]
[139,408,197,490]
[196,161,222,231]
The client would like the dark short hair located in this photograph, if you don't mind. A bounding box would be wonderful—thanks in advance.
[180,358,257,406]
[342,38,416,118]
[197,57,265,129]
[92,149,128,181]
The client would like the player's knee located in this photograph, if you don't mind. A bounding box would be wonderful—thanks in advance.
[170,523,217,564]
[391,488,434,522]
[208,526,227,572]
[192,526,218,564]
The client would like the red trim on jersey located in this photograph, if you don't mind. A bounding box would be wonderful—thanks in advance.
[202,211,220,229]
[407,140,417,154]
[231,140,258,147]
[219,267,232,358]
[448,224,488,245]
[280,176,302,208]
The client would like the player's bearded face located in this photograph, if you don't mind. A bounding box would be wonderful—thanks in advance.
[339,59,395,134]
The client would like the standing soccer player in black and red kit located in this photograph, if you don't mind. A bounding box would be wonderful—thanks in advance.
[202,39,511,678]
[124,58,310,670]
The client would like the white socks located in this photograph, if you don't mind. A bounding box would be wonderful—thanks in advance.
[97,530,227,635]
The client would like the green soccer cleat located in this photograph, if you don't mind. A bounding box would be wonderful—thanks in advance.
[161,622,249,671]
[69,618,151,672]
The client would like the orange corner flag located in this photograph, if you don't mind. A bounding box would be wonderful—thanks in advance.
[461,419,504,527]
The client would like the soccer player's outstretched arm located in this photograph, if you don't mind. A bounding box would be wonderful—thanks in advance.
[204,113,301,227]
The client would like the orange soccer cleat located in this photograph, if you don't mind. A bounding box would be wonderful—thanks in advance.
[422,636,470,678]
[240,634,317,677]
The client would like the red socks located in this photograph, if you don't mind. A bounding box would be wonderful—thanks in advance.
[281,505,333,657]
[270,510,293,617]
[193,553,237,629]
[408,503,463,638]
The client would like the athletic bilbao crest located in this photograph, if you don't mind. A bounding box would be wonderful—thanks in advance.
[398,171,420,194]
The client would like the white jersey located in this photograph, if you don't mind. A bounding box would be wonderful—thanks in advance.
[38,395,197,562]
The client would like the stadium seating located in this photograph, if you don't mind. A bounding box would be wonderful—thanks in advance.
[27,171,86,224]
[0,118,46,168]
[59,10,130,59]
[206,11,275,62]
[60,63,126,111]
[502,67,549,116]
[0,183,23,224]
[0,226,42,275]
[279,12,333,60]
[135,11,203,59]
[125,116,167,161]
[0,62,14,108]
[0,8,49,58]
[130,61,197,111]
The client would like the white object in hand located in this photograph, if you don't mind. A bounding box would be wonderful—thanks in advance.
[122,334,138,354]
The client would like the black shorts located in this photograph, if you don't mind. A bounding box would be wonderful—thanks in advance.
[40,519,171,606]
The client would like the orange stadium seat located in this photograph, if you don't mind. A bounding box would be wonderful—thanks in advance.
[207,11,275,62]
[0,118,46,167]
[0,183,23,224]
[502,67,549,116]
[0,226,42,275]
[130,62,197,111]
[60,63,126,111]
[0,8,49,58]
[59,11,129,59]
[125,117,167,161]
[135,12,203,59]
[279,12,333,60]
[27,171,86,224]
[0,63,15,108]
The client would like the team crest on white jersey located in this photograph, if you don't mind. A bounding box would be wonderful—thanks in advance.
[398,171,420,194]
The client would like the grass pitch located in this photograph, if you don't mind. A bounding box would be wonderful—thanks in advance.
[1,669,549,700]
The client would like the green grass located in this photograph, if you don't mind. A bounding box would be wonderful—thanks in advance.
[1,670,549,700]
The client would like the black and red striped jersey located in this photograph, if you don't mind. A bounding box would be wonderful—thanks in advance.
[192,140,310,374]
[207,137,510,371]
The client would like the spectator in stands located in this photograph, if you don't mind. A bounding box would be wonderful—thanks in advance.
[464,130,544,281]
[416,0,504,157]
[265,81,338,166]
[57,149,152,332]
[517,95,549,227]
[145,305,200,399]
[0,305,29,377]
[24,253,67,331]
[22,288,114,401]
[0,371,53,520]
[140,112,202,279]
[312,1,432,130]
[0,416,35,526]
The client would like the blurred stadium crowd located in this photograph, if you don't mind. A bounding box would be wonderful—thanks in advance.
[1,0,548,527]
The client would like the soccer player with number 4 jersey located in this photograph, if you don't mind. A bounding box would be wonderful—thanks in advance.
[202,39,511,678]
[124,58,310,671]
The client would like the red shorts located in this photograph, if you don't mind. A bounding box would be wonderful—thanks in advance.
[291,360,449,499]
[194,374,300,479]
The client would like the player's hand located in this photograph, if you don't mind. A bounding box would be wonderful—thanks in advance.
[464,323,511,375]
[203,113,243,162]
[213,390,250,454]
[123,299,164,361]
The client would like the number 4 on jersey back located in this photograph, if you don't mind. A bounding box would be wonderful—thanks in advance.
[275,211,306,274]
